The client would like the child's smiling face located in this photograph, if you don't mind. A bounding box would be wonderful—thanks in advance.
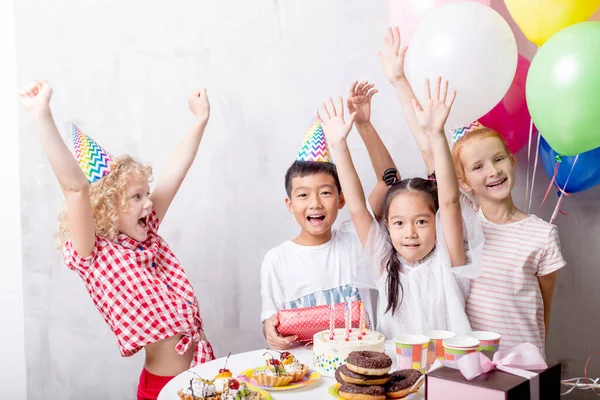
[117,175,153,242]
[386,191,437,263]
[459,136,515,202]
[285,172,345,243]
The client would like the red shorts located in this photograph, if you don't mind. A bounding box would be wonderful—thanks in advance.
[137,368,175,400]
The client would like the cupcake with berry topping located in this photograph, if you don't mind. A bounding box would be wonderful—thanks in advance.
[221,378,262,400]
[178,377,219,400]
[178,377,262,400]
[274,350,309,382]
[213,352,234,393]
[253,350,309,387]
[253,352,293,387]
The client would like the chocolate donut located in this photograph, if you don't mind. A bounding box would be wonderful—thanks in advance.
[337,365,390,386]
[346,351,393,376]
[335,367,344,384]
[385,369,423,398]
[338,383,386,400]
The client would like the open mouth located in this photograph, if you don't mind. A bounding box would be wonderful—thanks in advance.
[138,216,148,228]
[307,214,325,225]
[487,178,507,189]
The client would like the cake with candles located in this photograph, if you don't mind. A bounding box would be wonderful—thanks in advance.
[312,302,385,376]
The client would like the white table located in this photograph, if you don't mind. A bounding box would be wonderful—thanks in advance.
[158,341,425,399]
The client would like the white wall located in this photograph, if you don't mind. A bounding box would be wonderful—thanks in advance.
[0,0,27,399]
[13,0,600,398]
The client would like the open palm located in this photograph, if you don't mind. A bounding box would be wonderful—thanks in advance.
[412,77,456,134]
[347,81,378,124]
[318,97,356,147]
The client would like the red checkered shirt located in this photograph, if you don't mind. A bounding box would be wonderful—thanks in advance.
[62,210,215,366]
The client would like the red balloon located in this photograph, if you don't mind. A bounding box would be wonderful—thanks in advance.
[479,54,535,153]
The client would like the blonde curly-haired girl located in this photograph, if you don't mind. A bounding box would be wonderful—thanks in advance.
[19,80,215,400]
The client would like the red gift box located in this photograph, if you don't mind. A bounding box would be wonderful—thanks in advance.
[276,301,371,343]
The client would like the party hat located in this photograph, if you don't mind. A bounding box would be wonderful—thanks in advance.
[452,121,485,143]
[296,115,331,163]
[71,123,115,183]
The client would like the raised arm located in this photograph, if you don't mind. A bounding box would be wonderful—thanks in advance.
[347,80,397,220]
[19,81,95,257]
[151,89,210,223]
[318,97,375,248]
[412,77,465,267]
[379,26,434,174]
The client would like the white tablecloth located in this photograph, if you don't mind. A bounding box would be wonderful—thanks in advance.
[158,341,425,399]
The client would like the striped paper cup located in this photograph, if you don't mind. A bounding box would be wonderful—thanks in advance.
[442,337,480,361]
[466,331,502,353]
[394,334,430,372]
[423,330,456,366]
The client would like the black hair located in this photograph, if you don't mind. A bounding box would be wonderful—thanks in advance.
[382,177,439,314]
[284,161,342,197]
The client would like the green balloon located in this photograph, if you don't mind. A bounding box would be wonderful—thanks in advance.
[526,22,600,156]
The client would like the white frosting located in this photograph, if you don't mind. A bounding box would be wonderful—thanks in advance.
[283,360,305,373]
[183,378,217,397]
[221,382,257,400]
[213,377,229,392]
[312,328,385,376]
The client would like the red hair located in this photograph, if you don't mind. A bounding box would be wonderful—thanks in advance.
[452,127,514,184]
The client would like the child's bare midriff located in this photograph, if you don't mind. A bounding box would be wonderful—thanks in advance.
[144,334,196,376]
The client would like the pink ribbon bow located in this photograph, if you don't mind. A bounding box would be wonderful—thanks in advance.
[441,343,548,400]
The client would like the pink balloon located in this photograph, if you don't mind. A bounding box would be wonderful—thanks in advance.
[390,0,491,44]
[479,54,534,153]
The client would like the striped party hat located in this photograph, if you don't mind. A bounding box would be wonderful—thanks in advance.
[71,123,115,183]
[296,115,331,163]
[452,121,485,143]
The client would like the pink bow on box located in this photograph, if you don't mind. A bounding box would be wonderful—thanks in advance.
[440,343,548,400]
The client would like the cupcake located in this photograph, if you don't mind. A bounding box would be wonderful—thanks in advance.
[278,352,309,382]
[253,352,293,387]
[178,377,219,400]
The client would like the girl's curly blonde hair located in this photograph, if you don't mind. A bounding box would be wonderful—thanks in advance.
[56,155,153,248]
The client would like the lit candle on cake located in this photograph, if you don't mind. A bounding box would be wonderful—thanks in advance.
[344,300,350,341]
[358,302,365,340]
[329,302,335,340]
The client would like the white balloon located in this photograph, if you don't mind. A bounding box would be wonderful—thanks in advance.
[405,1,517,130]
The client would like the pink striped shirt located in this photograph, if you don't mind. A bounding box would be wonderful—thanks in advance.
[465,203,565,352]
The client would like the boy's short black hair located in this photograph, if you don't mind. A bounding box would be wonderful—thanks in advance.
[284,161,342,197]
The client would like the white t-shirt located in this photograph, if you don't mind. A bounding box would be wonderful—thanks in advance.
[260,221,376,323]
[366,198,484,339]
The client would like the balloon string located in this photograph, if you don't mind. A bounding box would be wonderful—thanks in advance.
[539,160,560,212]
[525,118,533,209]
[550,155,578,223]
[561,352,600,396]
[527,124,540,214]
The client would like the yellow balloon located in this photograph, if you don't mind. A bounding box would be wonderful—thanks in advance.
[504,0,600,45]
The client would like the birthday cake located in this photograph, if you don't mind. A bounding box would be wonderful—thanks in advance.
[312,328,385,376]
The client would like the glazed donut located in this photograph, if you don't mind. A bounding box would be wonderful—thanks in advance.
[338,383,386,400]
[346,351,392,376]
[337,365,390,386]
[385,369,423,398]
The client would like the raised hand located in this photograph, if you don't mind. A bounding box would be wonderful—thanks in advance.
[347,80,378,124]
[318,97,357,147]
[378,27,408,86]
[18,80,52,114]
[188,88,210,125]
[412,77,456,134]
